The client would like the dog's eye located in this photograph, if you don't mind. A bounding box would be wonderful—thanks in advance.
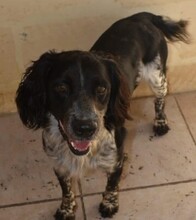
[96,86,106,95]
[55,84,69,94]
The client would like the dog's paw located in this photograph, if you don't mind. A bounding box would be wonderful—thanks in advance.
[153,119,170,136]
[54,209,75,220]
[99,191,119,218]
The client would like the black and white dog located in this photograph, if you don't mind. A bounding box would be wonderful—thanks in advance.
[16,12,189,219]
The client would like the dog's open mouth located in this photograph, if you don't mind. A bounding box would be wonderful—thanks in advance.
[58,120,91,156]
[68,140,91,156]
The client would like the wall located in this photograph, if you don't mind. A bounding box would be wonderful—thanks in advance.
[0,0,195,113]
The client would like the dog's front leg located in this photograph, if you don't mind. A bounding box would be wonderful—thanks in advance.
[99,127,126,218]
[54,171,76,220]
[99,161,123,218]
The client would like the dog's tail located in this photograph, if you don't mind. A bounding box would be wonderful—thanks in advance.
[131,12,190,43]
[151,14,190,43]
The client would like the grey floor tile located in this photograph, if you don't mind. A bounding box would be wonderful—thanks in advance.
[0,114,79,206]
[175,92,196,144]
[83,182,196,220]
[121,96,196,188]
[0,198,84,220]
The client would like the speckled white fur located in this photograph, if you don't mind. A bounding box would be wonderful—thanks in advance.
[137,54,167,98]
[42,115,118,178]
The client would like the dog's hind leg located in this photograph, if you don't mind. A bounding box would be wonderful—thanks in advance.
[54,171,76,220]
[142,55,170,136]
[153,95,169,136]
[151,68,170,135]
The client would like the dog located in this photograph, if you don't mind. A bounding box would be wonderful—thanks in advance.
[15,12,189,219]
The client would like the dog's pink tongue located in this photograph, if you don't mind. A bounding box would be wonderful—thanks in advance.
[71,140,90,151]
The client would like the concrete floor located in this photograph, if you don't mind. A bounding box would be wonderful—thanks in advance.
[0,92,196,220]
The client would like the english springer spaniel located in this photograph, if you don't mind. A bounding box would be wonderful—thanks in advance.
[16,12,189,219]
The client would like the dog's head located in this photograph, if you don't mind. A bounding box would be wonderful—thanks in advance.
[16,51,131,155]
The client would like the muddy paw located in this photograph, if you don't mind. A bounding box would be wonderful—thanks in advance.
[54,209,75,220]
[99,191,119,218]
[153,119,170,136]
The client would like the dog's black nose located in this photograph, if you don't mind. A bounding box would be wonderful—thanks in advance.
[72,119,97,138]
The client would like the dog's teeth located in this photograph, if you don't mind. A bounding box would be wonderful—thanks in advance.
[70,141,77,149]
[70,141,90,151]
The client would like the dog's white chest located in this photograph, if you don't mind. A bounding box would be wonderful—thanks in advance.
[42,121,118,177]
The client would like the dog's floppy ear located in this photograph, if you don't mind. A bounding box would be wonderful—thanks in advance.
[15,51,57,129]
[103,59,131,129]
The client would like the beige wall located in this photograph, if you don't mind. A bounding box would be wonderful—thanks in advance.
[0,0,195,113]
